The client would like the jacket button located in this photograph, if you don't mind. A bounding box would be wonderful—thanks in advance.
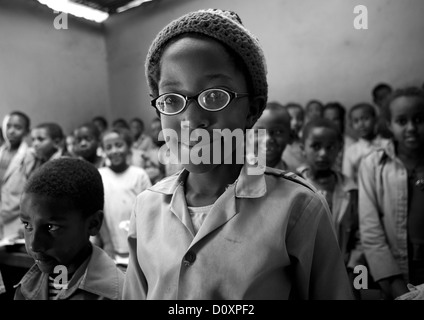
[183,251,196,266]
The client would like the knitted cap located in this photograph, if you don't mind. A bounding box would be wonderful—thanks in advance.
[145,8,268,108]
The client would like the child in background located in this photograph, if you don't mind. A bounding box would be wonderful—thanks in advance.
[372,83,393,139]
[15,158,124,300]
[92,116,108,137]
[97,128,151,266]
[343,103,388,183]
[296,119,363,288]
[30,122,68,171]
[112,118,130,130]
[138,117,167,184]
[252,102,292,170]
[0,111,33,240]
[130,117,154,153]
[73,123,105,169]
[305,99,324,124]
[359,87,424,300]
[282,103,307,171]
[323,102,356,171]
[123,8,353,300]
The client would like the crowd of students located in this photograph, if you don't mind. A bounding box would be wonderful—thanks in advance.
[1,8,424,300]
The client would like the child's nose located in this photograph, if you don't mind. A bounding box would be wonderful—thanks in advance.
[406,121,417,131]
[182,100,210,129]
[29,228,49,253]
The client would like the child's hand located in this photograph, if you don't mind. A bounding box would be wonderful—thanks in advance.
[395,283,424,300]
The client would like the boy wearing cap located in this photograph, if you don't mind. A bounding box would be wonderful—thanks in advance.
[123,9,354,300]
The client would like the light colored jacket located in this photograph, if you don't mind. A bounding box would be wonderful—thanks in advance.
[296,166,364,269]
[14,245,124,300]
[358,140,409,282]
[343,136,389,183]
[0,141,35,238]
[123,165,354,300]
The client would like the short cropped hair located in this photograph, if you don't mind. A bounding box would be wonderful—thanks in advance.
[9,111,31,132]
[74,122,101,141]
[306,100,324,112]
[286,102,304,118]
[112,118,130,130]
[301,118,343,144]
[382,86,424,121]
[372,83,392,100]
[130,117,144,128]
[92,116,108,128]
[102,127,133,148]
[348,103,376,120]
[34,122,64,141]
[24,158,104,218]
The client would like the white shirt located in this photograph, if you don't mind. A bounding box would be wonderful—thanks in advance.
[99,166,151,256]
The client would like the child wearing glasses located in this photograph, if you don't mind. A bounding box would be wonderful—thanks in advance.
[123,9,354,300]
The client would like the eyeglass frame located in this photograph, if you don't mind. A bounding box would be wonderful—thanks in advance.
[150,88,250,116]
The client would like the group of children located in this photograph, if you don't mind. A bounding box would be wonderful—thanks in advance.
[0,8,423,300]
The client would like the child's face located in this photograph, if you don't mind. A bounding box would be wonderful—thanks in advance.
[157,36,255,173]
[6,115,28,148]
[303,127,341,172]
[374,87,392,108]
[254,110,291,167]
[102,132,129,171]
[73,127,99,160]
[93,120,106,134]
[150,120,162,145]
[31,128,58,161]
[350,108,376,139]
[388,96,424,153]
[130,121,143,140]
[323,108,343,133]
[20,193,97,274]
[287,107,304,136]
[306,103,323,121]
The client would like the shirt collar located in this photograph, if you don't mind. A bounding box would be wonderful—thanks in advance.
[149,164,266,199]
[16,245,122,300]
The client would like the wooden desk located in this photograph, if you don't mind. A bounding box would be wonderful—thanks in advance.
[0,247,33,269]
[0,245,33,300]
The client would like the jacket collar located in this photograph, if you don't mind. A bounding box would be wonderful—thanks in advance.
[1,141,29,182]
[149,164,266,243]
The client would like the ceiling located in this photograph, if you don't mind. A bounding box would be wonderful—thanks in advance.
[72,0,138,14]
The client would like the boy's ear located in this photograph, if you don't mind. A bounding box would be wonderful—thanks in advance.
[88,210,103,236]
[246,96,266,129]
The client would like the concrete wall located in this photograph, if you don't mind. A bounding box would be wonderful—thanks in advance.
[2,0,423,136]
[104,0,424,130]
[0,0,110,135]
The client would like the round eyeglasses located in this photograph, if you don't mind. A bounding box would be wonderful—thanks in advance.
[151,88,250,116]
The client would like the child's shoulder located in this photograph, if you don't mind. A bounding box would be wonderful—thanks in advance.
[264,166,317,193]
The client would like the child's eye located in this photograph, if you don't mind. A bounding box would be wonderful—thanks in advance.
[47,224,60,232]
[269,129,284,137]
[21,221,32,231]
[414,116,424,125]
[310,143,321,151]
[395,118,407,126]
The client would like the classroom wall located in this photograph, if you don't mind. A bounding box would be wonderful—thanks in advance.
[0,0,111,135]
[2,0,423,136]
[104,0,424,130]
